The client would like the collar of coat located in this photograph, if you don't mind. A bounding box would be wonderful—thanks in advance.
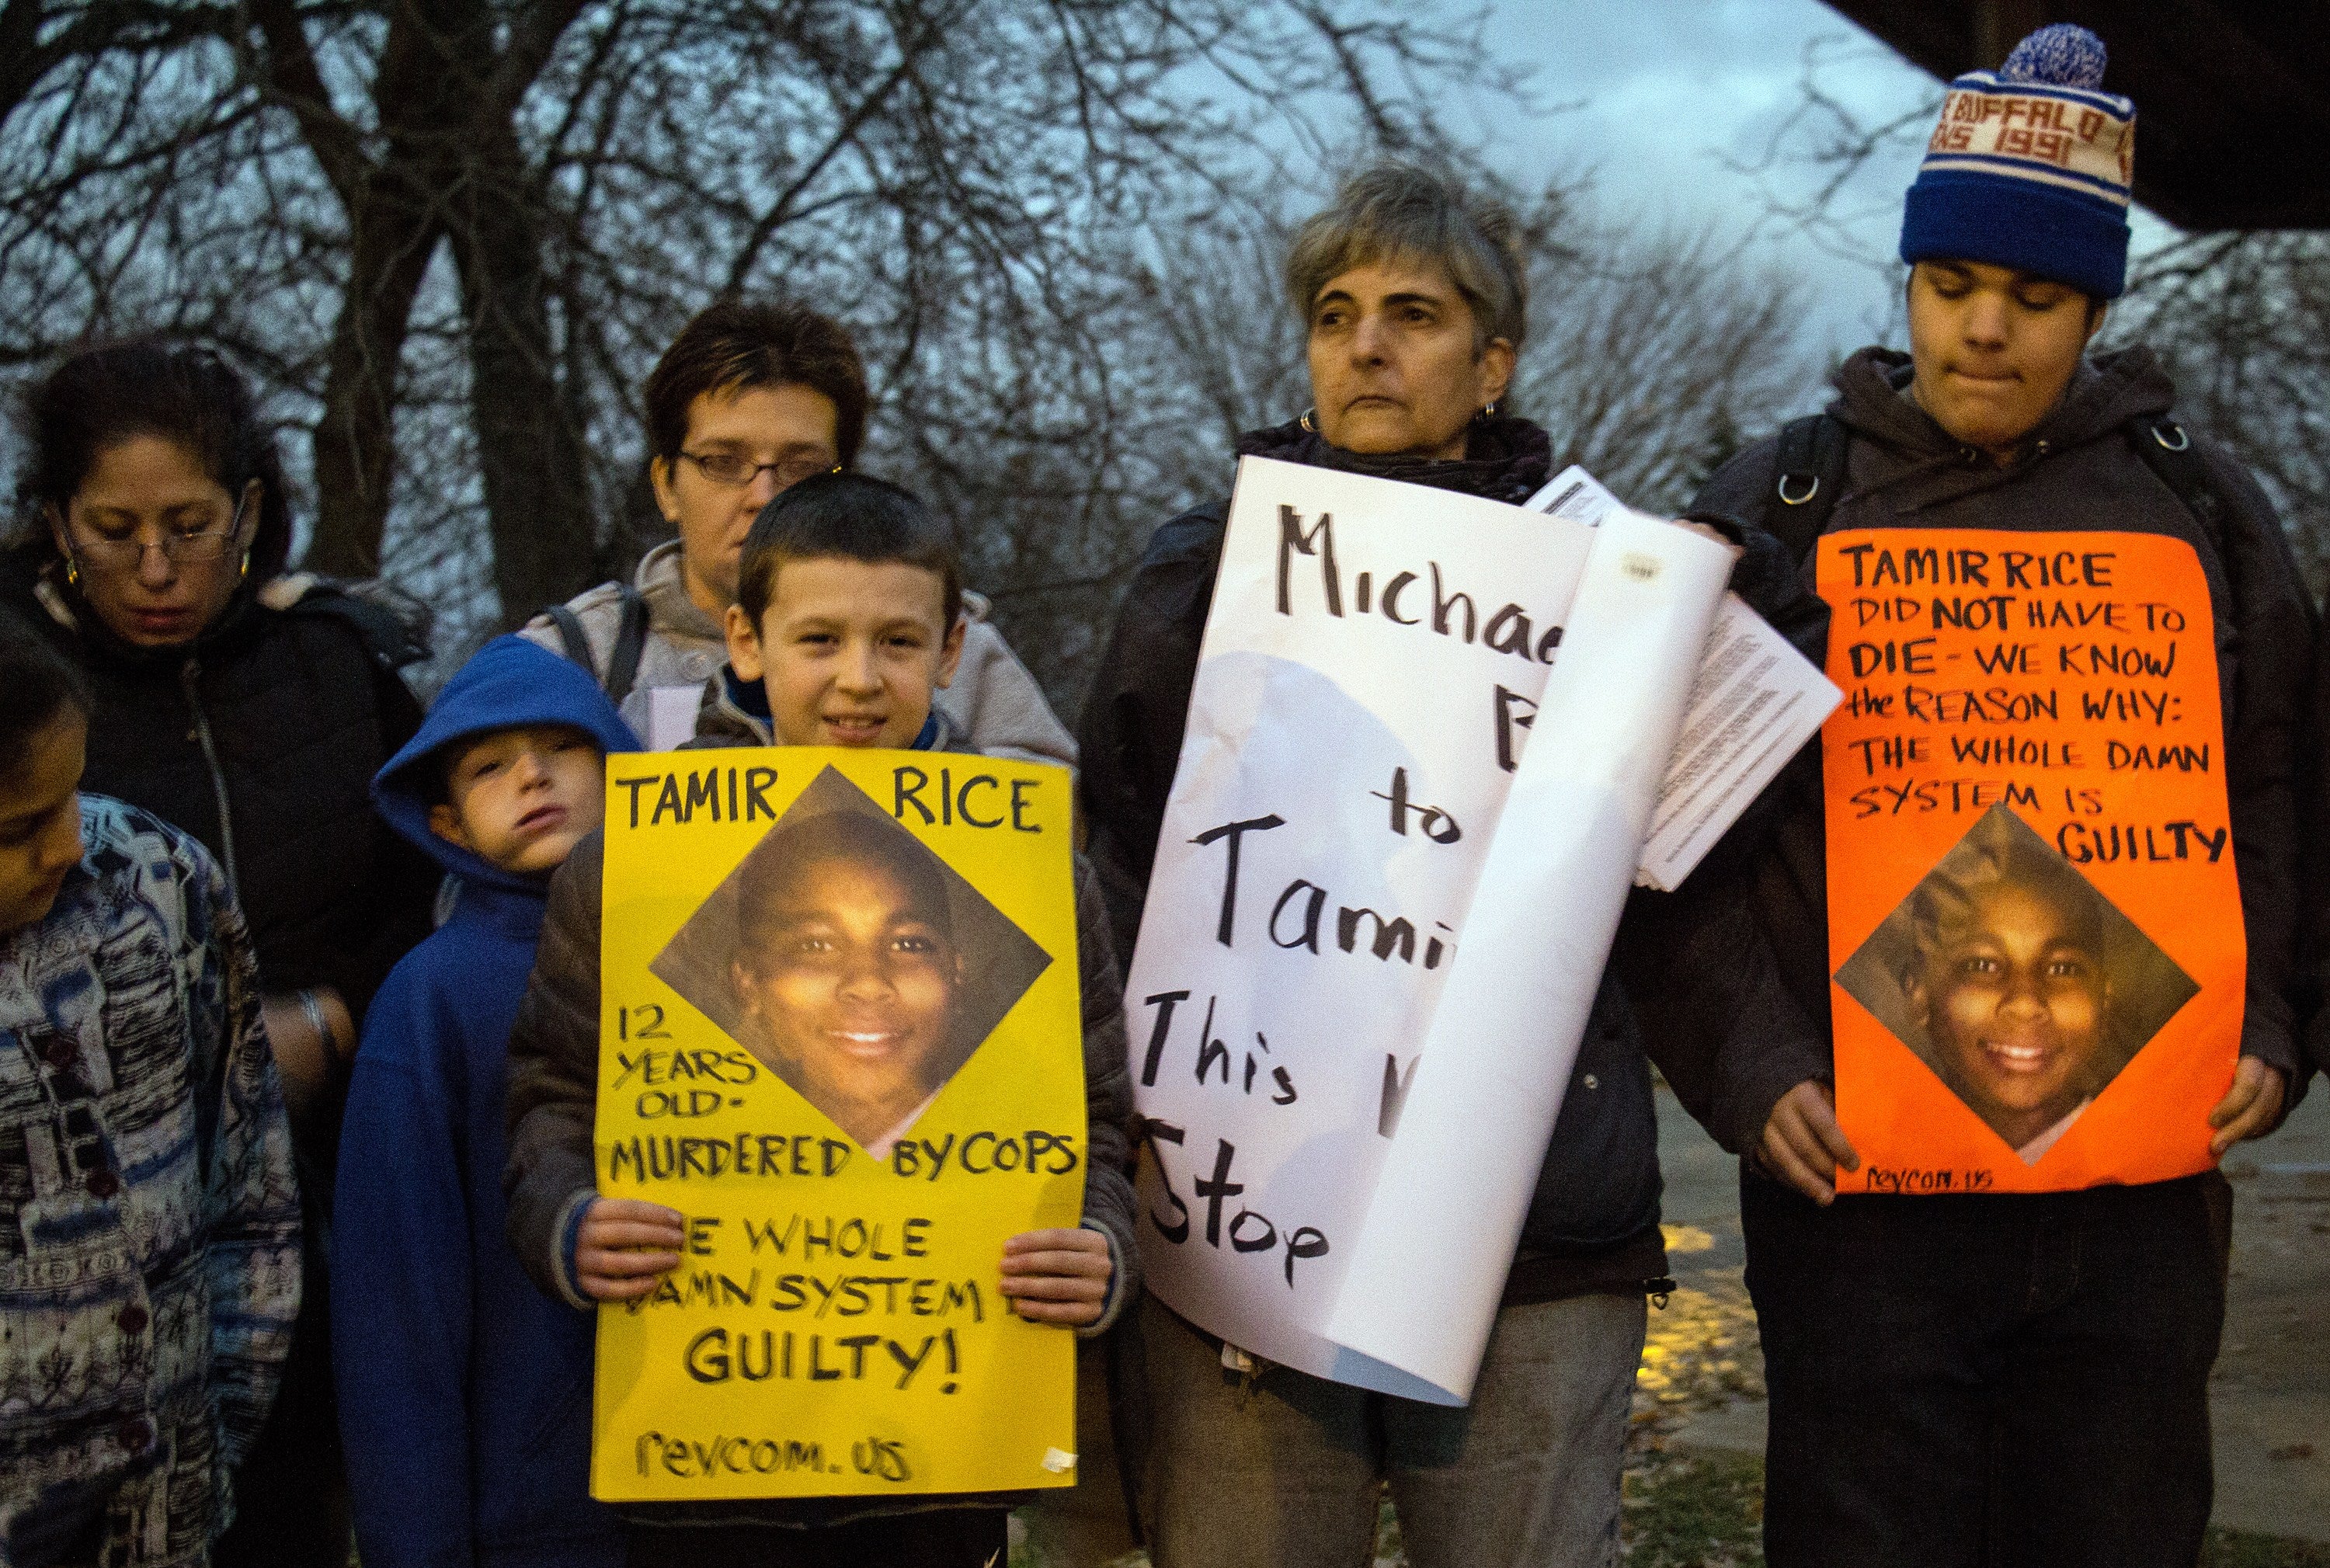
[1827,346,2175,469]
[1233,412,1555,507]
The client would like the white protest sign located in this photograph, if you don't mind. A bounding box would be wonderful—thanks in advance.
[1125,456,1734,1403]
[1324,507,1734,1392]
[1639,596,1838,891]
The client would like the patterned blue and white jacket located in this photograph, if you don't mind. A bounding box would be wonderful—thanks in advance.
[0,795,301,1567]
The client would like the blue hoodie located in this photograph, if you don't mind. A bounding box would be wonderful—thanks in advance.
[332,636,637,1568]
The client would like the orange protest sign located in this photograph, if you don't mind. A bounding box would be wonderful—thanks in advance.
[1817,529,2242,1194]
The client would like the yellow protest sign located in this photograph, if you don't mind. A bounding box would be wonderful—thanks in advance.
[590,747,1085,1501]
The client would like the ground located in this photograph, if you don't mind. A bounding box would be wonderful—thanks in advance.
[1623,1079,2330,1565]
[1017,1083,2330,1566]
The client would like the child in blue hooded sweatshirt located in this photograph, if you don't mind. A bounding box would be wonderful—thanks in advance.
[331,635,638,1568]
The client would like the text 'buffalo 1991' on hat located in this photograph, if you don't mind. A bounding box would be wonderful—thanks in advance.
[1899,23,2135,301]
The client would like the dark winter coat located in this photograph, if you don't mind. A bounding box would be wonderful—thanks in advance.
[332,637,638,1568]
[500,705,1141,1531]
[1650,346,2316,1157]
[0,551,440,1031]
[1075,413,1670,1306]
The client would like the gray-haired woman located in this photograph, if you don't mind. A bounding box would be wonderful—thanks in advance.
[1077,164,1668,1568]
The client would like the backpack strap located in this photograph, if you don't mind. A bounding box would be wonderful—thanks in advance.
[1765,412,1851,565]
[2127,415,2229,554]
[2127,414,2248,635]
[603,583,649,707]
[543,603,597,676]
[541,583,650,701]
[1758,411,2237,589]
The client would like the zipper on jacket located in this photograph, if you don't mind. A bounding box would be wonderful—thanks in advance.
[181,656,241,904]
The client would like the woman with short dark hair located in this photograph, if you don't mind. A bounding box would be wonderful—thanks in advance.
[1078,163,1670,1568]
[2,338,440,1568]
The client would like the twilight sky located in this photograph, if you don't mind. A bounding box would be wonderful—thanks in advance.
[1473,0,1937,356]
[1461,0,2179,363]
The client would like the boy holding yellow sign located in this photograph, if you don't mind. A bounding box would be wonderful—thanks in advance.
[502,475,1138,1568]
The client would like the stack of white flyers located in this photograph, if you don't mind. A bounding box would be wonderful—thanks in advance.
[1521,465,1841,891]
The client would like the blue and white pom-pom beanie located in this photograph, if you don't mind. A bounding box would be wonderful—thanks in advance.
[1899,23,2135,300]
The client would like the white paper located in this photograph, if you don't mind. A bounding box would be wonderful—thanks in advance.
[1125,458,1739,1405]
[636,683,707,752]
[1521,465,1626,523]
[1125,457,1593,1395]
[1521,465,1841,892]
[1322,510,1734,1397]
[1636,597,1840,891]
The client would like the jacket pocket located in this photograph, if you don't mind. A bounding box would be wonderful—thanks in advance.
[1518,991,1662,1251]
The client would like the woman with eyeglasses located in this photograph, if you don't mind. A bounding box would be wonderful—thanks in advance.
[0,338,440,1568]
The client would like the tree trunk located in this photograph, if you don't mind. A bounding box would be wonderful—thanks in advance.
[306,186,441,578]
[452,116,595,623]
[283,0,486,579]
[294,0,591,592]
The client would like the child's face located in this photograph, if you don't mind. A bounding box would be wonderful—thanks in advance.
[724,556,965,749]
[0,711,86,935]
[732,855,961,1137]
[1907,259,2099,456]
[428,724,605,876]
[1914,882,2106,1128]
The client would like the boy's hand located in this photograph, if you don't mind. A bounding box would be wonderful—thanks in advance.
[998,1227,1113,1327]
[1758,1080,1859,1206]
[2208,1057,2287,1157]
[576,1198,685,1302]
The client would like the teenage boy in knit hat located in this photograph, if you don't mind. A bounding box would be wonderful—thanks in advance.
[1645,25,2317,1567]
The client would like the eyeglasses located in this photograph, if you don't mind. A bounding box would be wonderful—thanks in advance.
[67,492,249,572]
[676,450,840,489]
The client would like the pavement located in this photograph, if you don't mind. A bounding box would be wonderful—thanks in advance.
[1656,1082,2330,1544]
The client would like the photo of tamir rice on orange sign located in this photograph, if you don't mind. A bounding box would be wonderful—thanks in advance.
[1817,529,2244,1194]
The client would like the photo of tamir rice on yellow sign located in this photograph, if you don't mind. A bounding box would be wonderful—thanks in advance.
[591,746,1085,1502]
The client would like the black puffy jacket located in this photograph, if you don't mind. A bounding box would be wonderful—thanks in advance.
[1076,414,1669,1305]
[2,553,439,1031]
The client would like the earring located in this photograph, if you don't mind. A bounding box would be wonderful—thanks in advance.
[1478,399,1501,422]
[239,548,251,579]
[64,557,78,588]
[1299,408,1317,433]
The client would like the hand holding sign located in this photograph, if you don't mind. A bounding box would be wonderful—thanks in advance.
[577,1198,687,1299]
[998,1228,1114,1326]
[1757,1083,1860,1206]
[2207,1056,2285,1156]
